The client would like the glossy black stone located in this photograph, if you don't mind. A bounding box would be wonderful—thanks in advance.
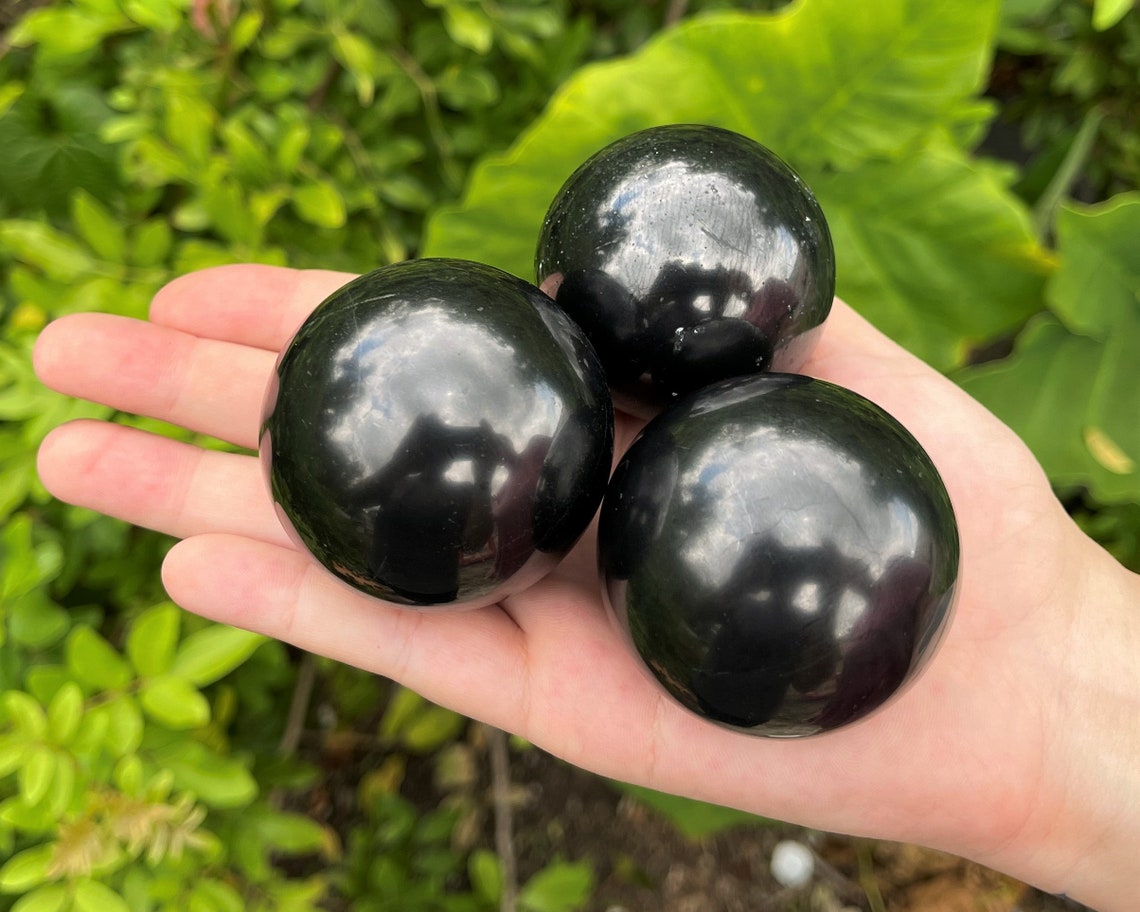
[599,375,959,737]
[536,125,835,415]
[261,258,614,608]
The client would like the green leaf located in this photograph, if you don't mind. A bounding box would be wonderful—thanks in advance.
[66,626,133,691]
[19,746,56,806]
[468,849,503,903]
[12,883,68,912]
[228,10,264,51]
[73,878,130,912]
[126,602,181,677]
[93,695,143,756]
[401,705,466,753]
[250,808,333,854]
[0,221,96,282]
[1093,0,1133,30]
[813,141,1050,367]
[0,845,54,893]
[1048,194,1140,338]
[170,625,264,686]
[518,860,595,912]
[164,92,214,168]
[130,219,174,268]
[956,314,1140,502]
[613,783,765,839]
[154,741,257,808]
[0,87,117,213]
[9,594,70,649]
[72,190,127,263]
[292,180,347,229]
[0,736,28,778]
[8,7,130,54]
[46,682,83,745]
[123,0,180,34]
[444,5,494,54]
[140,675,210,729]
[2,691,47,738]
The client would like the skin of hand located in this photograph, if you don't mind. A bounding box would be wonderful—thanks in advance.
[32,265,1140,910]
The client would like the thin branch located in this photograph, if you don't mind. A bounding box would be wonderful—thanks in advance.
[279,651,318,757]
[488,726,518,912]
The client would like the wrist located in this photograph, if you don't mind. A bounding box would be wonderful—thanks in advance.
[988,530,1140,910]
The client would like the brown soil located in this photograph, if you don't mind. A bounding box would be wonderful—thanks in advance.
[504,744,1094,912]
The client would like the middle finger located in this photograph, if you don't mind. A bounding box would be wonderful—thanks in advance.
[35,312,275,449]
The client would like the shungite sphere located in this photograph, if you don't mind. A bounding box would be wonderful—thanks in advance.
[261,258,614,608]
[599,374,959,737]
[536,124,835,416]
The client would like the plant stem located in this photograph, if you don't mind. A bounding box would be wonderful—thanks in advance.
[1033,106,1105,240]
[857,840,888,912]
[489,726,518,912]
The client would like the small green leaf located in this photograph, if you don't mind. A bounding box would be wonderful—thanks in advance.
[20,746,56,805]
[112,754,143,795]
[122,0,180,33]
[130,219,173,268]
[140,675,210,729]
[44,753,75,819]
[190,879,245,912]
[613,782,764,839]
[73,878,130,912]
[46,682,83,745]
[0,221,96,282]
[163,92,214,168]
[170,625,264,686]
[95,695,143,755]
[252,809,333,854]
[291,180,347,229]
[12,883,68,912]
[126,602,181,677]
[0,736,28,778]
[71,190,127,263]
[0,844,54,893]
[1093,0,1133,29]
[9,595,70,649]
[66,626,132,691]
[518,860,595,912]
[443,5,494,54]
[468,849,503,903]
[275,122,311,174]
[2,691,47,738]
[156,741,257,808]
[401,705,466,753]
[228,10,263,51]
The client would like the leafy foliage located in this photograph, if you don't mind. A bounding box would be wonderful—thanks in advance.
[0,0,1138,908]
[423,0,1052,368]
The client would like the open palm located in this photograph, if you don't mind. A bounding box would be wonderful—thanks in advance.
[34,265,1107,890]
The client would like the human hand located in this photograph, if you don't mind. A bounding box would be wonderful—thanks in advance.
[34,265,1140,909]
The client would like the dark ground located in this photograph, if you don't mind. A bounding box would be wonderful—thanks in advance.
[502,745,1095,912]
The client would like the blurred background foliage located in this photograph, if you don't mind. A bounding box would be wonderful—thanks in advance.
[0,0,1137,910]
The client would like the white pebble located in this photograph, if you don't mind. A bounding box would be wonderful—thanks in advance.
[770,839,814,888]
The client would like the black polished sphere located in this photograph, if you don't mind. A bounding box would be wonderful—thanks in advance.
[599,375,959,737]
[261,258,614,608]
[536,125,835,416]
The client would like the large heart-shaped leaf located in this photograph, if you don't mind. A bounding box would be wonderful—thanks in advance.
[1048,194,1140,338]
[957,193,1140,501]
[957,314,1140,502]
[814,142,1049,367]
[424,0,1048,368]
[424,0,1004,267]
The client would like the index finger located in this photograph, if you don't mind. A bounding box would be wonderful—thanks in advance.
[149,264,356,351]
